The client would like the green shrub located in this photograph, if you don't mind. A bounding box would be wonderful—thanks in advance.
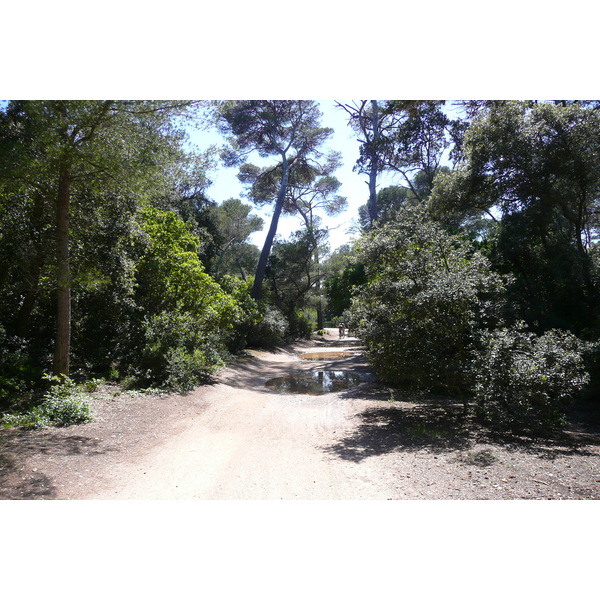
[286,308,314,340]
[137,311,226,392]
[472,324,590,431]
[107,366,121,382]
[245,305,289,348]
[164,346,223,392]
[83,378,101,392]
[2,375,92,429]
[350,204,508,394]
[0,327,41,411]
[217,275,262,352]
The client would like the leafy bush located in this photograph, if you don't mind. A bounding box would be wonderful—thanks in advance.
[136,311,226,392]
[286,308,314,340]
[2,375,92,429]
[217,275,262,352]
[245,305,288,348]
[350,204,508,394]
[472,324,590,431]
[119,210,243,391]
[164,346,223,392]
[0,327,41,411]
[137,208,239,322]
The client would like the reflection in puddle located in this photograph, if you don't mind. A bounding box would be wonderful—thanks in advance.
[265,371,364,395]
[299,351,353,360]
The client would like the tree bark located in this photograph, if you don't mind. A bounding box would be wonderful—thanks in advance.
[53,165,72,377]
[251,157,289,300]
[368,100,379,226]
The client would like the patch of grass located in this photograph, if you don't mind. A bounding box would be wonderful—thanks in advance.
[405,423,447,440]
[83,378,103,393]
[462,449,497,467]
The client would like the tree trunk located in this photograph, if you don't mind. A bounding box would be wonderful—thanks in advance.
[316,298,324,330]
[368,100,379,226]
[313,236,324,330]
[251,157,289,300]
[53,165,72,377]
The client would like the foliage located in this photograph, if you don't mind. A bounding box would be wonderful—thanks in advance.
[0,326,39,410]
[207,198,263,278]
[357,185,410,231]
[378,100,452,200]
[0,100,205,377]
[335,100,392,226]
[137,311,226,392]
[244,304,289,348]
[350,204,508,394]
[430,101,600,334]
[472,324,590,431]
[219,100,334,299]
[217,275,262,351]
[121,209,241,390]
[136,207,239,323]
[263,230,324,338]
[2,374,92,429]
[325,261,366,318]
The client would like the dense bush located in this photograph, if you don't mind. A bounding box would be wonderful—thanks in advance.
[216,275,292,349]
[472,324,590,431]
[123,209,241,391]
[245,304,289,348]
[217,275,262,352]
[0,326,43,411]
[325,262,366,318]
[350,204,508,394]
[136,311,227,392]
[286,307,315,340]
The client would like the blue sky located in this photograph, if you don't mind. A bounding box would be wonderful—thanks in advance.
[194,101,400,252]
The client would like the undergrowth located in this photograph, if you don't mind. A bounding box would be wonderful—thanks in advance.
[2,374,92,429]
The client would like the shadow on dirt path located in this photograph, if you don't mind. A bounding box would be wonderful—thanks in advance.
[324,386,600,464]
[0,428,118,499]
[3,329,600,500]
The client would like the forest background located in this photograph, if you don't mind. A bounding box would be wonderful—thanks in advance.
[2,2,599,599]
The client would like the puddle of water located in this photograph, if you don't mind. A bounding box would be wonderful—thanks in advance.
[299,351,353,360]
[265,371,364,395]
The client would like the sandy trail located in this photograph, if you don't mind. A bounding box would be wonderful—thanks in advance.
[83,332,395,500]
[3,328,600,500]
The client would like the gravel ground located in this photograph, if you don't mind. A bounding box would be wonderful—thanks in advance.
[1,329,600,500]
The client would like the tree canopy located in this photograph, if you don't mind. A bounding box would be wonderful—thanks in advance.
[219,100,335,299]
[2,98,599,434]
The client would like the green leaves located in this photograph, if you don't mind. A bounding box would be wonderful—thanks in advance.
[472,324,590,431]
[2,374,92,429]
[137,207,238,327]
[351,204,507,393]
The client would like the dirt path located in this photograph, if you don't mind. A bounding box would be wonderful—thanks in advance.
[2,329,600,500]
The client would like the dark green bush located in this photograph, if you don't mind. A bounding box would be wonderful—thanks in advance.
[350,204,508,394]
[472,324,590,431]
[2,375,92,429]
[286,308,314,340]
[136,311,226,392]
[164,346,223,392]
[245,305,288,348]
[0,327,42,411]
